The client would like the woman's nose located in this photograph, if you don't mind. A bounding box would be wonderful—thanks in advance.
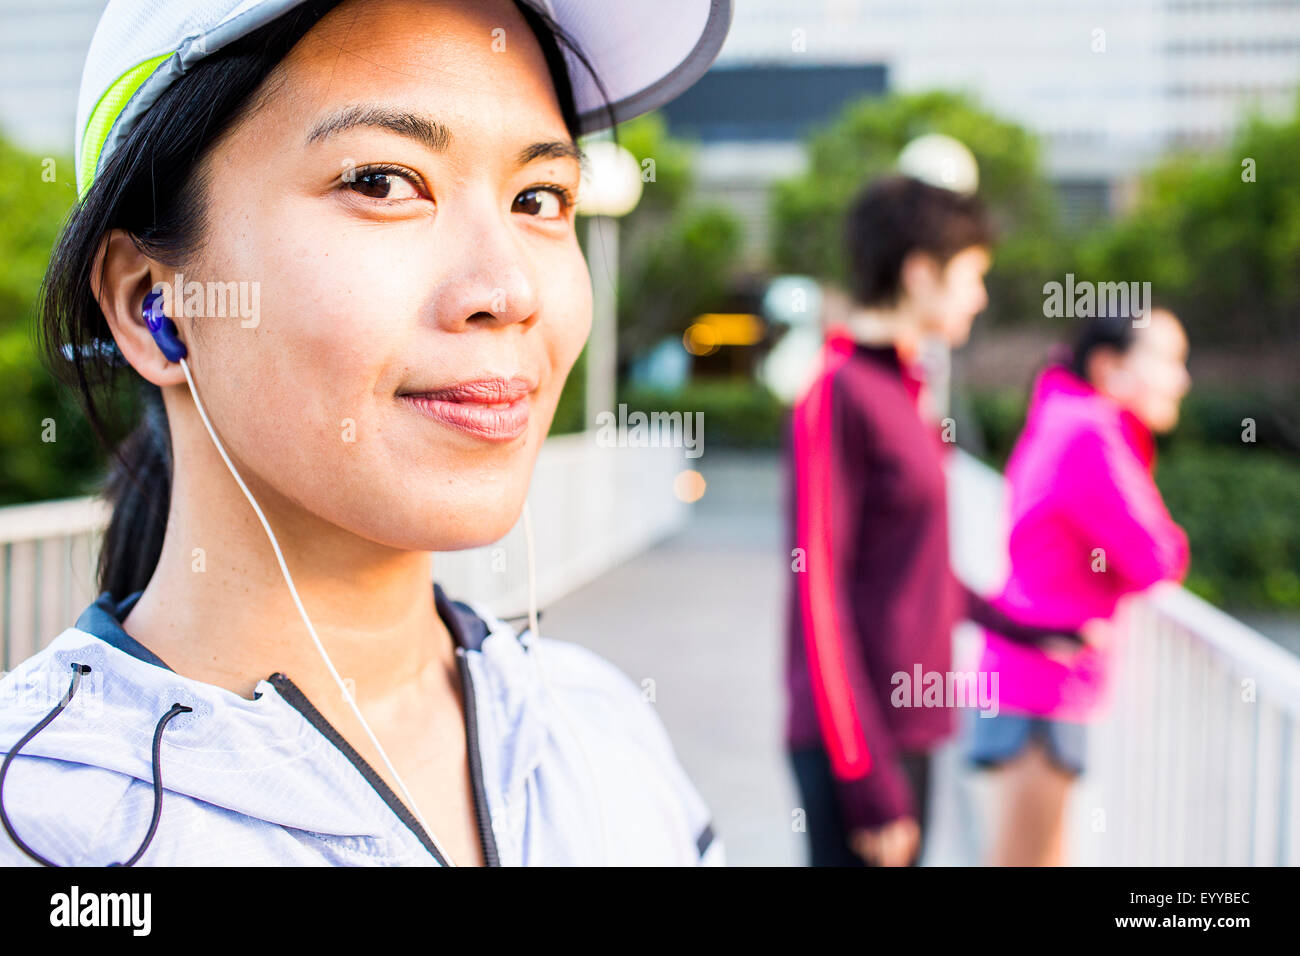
[426,211,540,331]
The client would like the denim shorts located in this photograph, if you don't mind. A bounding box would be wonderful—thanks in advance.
[966,709,1087,777]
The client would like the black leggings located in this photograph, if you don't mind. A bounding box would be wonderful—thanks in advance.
[788,745,931,867]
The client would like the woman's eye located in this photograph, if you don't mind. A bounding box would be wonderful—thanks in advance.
[514,186,570,220]
[344,166,423,201]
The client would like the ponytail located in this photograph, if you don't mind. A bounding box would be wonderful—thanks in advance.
[1068,312,1137,381]
[38,3,345,602]
[96,382,173,598]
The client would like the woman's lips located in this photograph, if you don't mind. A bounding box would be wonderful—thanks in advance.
[398,377,532,442]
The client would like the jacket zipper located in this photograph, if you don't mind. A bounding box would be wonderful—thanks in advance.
[268,670,498,867]
[455,647,501,866]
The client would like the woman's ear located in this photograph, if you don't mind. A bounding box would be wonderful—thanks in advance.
[1086,346,1134,399]
[898,251,941,299]
[90,229,187,387]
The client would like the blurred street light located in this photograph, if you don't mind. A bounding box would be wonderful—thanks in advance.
[577,140,644,431]
[898,133,979,195]
[763,274,823,327]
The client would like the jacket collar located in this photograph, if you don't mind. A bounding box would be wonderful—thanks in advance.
[1032,363,1156,468]
[75,580,492,674]
[5,583,525,850]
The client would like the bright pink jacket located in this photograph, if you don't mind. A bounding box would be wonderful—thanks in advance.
[977,364,1190,721]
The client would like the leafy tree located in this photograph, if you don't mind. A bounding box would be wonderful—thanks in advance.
[1079,95,1300,350]
[768,90,1067,326]
[606,113,744,364]
[0,133,104,505]
[553,114,744,434]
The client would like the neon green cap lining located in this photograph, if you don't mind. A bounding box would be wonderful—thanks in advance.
[77,52,173,201]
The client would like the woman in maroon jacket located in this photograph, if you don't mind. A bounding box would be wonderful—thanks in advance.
[784,177,1071,867]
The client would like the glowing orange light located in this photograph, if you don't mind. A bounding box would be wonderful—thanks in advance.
[683,313,763,356]
[683,323,718,356]
[673,469,707,503]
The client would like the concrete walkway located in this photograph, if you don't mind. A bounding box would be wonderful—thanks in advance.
[549,449,1300,867]
[542,450,997,866]
[542,451,806,866]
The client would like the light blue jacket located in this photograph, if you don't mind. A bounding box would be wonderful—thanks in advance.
[0,584,721,866]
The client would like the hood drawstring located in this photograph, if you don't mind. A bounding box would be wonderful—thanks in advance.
[0,662,191,867]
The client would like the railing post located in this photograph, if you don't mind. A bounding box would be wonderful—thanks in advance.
[1278,713,1292,866]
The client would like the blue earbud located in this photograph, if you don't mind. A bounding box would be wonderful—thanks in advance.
[142,289,187,362]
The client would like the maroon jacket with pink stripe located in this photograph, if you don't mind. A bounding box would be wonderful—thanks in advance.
[783,332,957,828]
[781,329,1074,829]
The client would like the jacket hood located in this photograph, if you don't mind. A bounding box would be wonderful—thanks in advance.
[0,583,544,843]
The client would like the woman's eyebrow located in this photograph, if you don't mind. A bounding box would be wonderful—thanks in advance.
[304,104,584,170]
[516,140,586,170]
[305,105,452,152]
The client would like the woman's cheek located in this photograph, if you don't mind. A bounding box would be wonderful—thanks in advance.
[562,258,595,363]
[559,311,590,376]
[531,254,588,379]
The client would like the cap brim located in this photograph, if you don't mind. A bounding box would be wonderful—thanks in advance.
[76,0,732,197]
[537,0,733,133]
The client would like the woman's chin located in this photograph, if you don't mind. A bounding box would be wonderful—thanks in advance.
[1145,404,1181,434]
[433,501,525,552]
[341,494,525,555]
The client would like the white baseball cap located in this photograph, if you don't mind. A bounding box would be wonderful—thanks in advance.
[74,0,733,200]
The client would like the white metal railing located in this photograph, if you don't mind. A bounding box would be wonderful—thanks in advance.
[432,431,690,619]
[939,450,1300,866]
[0,497,110,671]
[0,432,689,669]
[7,442,1293,865]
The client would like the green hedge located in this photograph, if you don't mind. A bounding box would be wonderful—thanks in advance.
[967,389,1300,611]
[1164,390,1299,455]
[0,136,104,506]
[967,387,1300,464]
[1155,447,1300,609]
[617,380,786,449]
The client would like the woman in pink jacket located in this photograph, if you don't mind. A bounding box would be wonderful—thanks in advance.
[970,307,1192,866]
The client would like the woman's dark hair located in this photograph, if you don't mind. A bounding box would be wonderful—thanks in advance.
[843,174,995,308]
[38,0,604,601]
[1066,311,1138,381]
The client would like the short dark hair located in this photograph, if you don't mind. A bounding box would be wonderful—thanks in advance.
[1067,303,1179,381]
[843,175,994,307]
[1067,312,1137,380]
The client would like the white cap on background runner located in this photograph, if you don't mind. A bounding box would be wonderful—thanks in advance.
[74,0,733,199]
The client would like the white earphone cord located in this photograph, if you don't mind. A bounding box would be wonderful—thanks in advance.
[178,358,457,866]
[520,502,609,862]
[183,356,610,865]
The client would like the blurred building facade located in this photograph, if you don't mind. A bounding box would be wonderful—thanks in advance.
[0,0,103,161]
[2,0,1299,259]
[664,0,1300,261]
